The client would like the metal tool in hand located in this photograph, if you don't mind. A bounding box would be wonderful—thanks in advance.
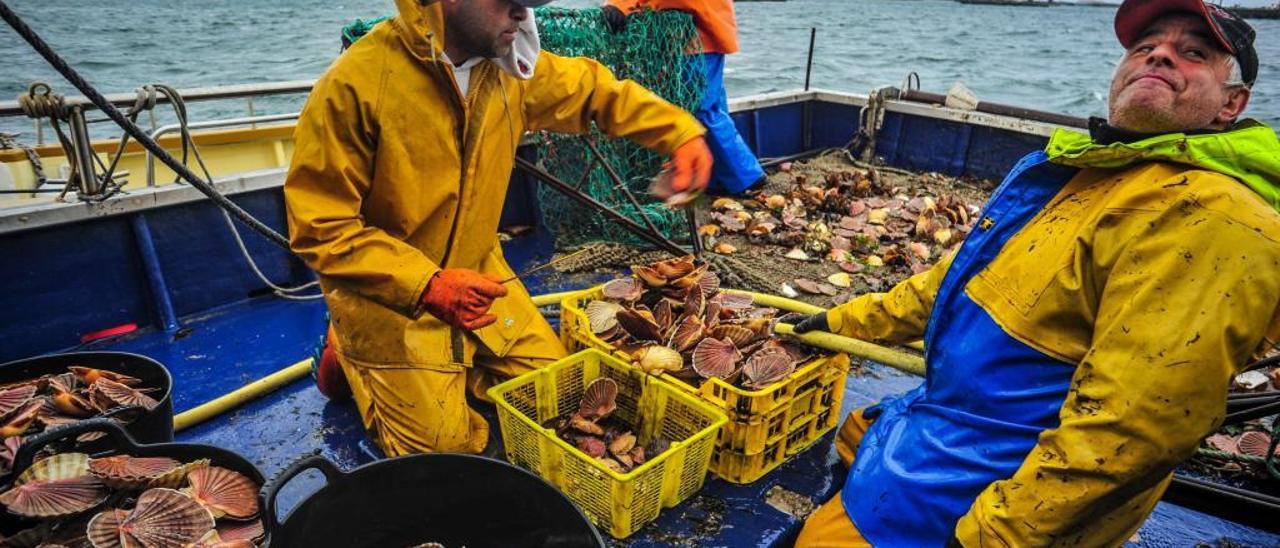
[498,247,596,285]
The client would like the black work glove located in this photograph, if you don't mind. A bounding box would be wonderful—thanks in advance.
[601,5,628,33]
[790,312,830,334]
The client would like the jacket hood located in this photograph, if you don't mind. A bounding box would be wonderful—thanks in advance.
[1045,119,1280,212]
[394,0,448,61]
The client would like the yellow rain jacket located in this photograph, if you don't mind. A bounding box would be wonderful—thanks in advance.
[810,120,1280,546]
[284,0,703,456]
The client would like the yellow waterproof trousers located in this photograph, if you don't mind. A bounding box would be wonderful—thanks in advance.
[338,315,567,457]
[795,409,875,547]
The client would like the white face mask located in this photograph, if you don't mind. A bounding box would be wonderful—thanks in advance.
[492,9,539,80]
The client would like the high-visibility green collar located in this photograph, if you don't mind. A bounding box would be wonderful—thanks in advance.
[1045,119,1280,212]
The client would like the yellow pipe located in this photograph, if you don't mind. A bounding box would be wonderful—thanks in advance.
[173,358,314,432]
[727,289,926,369]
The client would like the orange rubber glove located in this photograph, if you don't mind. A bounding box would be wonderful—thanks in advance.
[419,269,509,330]
[652,136,713,207]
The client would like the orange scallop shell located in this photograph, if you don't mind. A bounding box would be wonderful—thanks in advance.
[1237,431,1276,458]
[216,517,265,543]
[692,338,742,380]
[578,378,618,422]
[0,383,37,419]
[183,466,260,519]
[121,488,216,546]
[89,379,160,412]
[743,348,796,390]
[0,453,108,518]
[601,278,643,302]
[89,456,183,489]
[88,508,131,548]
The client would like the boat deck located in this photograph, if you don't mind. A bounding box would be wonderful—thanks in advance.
[79,228,1280,547]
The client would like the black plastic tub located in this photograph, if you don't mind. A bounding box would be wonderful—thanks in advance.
[1,419,266,539]
[261,453,606,548]
[0,351,174,446]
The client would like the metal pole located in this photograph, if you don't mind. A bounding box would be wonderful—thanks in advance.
[584,139,665,237]
[514,157,689,257]
[130,214,180,332]
[804,28,816,91]
[66,105,101,197]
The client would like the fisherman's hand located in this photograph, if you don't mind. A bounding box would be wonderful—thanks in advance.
[652,137,713,207]
[419,269,509,330]
[601,5,628,33]
[791,312,830,334]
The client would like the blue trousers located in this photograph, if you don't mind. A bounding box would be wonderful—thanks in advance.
[687,53,763,194]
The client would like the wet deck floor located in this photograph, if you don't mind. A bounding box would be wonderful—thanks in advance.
[81,231,1280,546]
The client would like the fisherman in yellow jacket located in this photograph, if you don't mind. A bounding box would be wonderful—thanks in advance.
[791,0,1280,545]
[284,0,710,457]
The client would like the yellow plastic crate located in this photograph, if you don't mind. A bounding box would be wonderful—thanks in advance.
[562,287,852,483]
[488,349,727,539]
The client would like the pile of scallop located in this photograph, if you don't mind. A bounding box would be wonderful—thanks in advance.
[545,377,669,475]
[585,255,814,390]
[0,452,262,547]
[0,368,162,477]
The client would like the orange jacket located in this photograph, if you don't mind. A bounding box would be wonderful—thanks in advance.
[607,0,739,54]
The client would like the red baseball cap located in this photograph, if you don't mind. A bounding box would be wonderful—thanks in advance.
[1115,0,1258,86]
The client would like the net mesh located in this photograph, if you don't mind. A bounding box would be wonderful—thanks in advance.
[340,8,706,246]
[533,7,706,247]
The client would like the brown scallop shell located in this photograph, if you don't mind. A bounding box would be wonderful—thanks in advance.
[578,378,618,421]
[692,338,743,380]
[89,456,183,489]
[653,255,696,279]
[669,314,705,352]
[743,348,796,390]
[616,308,663,342]
[670,263,709,290]
[683,284,706,318]
[89,379,160,412]
[0,453,109,518]
[698,271,721,296]
[0,383,37,419]
[602,278,643,302]
[183,466,260,519]
[216,517,264,543]
[1237,431,1275,458]
[51,388,97,419]
[585,300,622,335]
[703,299,723,329]
[70,367,142,387]
[631,265,668,288]
[708,325,755,347]
[0,399,43,437]
[190,529,256,548]
[1204,433,1239,454]
[88,508,131,548]
[120,488,216,547]
[653,299,675,332]
[718,292,754,310]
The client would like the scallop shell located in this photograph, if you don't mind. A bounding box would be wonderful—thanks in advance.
[683,284,706,318]
[575,436,607,458]
[216,518,264,543]
[51,388,97,419]
[1237,431,1275,458]
[692,338,743,380]
[653,255,696,279]
[0,383,37,419]
[616,308,662,342]
[742,348,796,390]
[190,529,256,548]
[793,278,823,295]
[609,433,637,457]
[633,346,683,376]
[89,456,183,489]
[653,299,675,332]
[120,488,216,547]
[148,458,213,490]
[698,271,721,296]
[703,299,723,329]
[0,399,43,437]
[1204,433,1239,454]
[668,314,705,352]
[631,265,667,288]
[0,436,22,475]
[0,453,108,518]
[570,415,605,437]
[718,292,754,310]
[585,301,622,335]
[602,278,643,302]
[670,263,709,290]
[578,378,618,421]
[183,467,260,519]
[70,367,142,387]
[708,325,755,347]
[88,508,131,548]
[90,379,160,412]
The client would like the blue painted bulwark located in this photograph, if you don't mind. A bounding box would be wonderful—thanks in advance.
[3,94,1276,546]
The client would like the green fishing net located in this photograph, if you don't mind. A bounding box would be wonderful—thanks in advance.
[340,8,707,246]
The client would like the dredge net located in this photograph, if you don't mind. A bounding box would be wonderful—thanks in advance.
[532,7,706,247]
